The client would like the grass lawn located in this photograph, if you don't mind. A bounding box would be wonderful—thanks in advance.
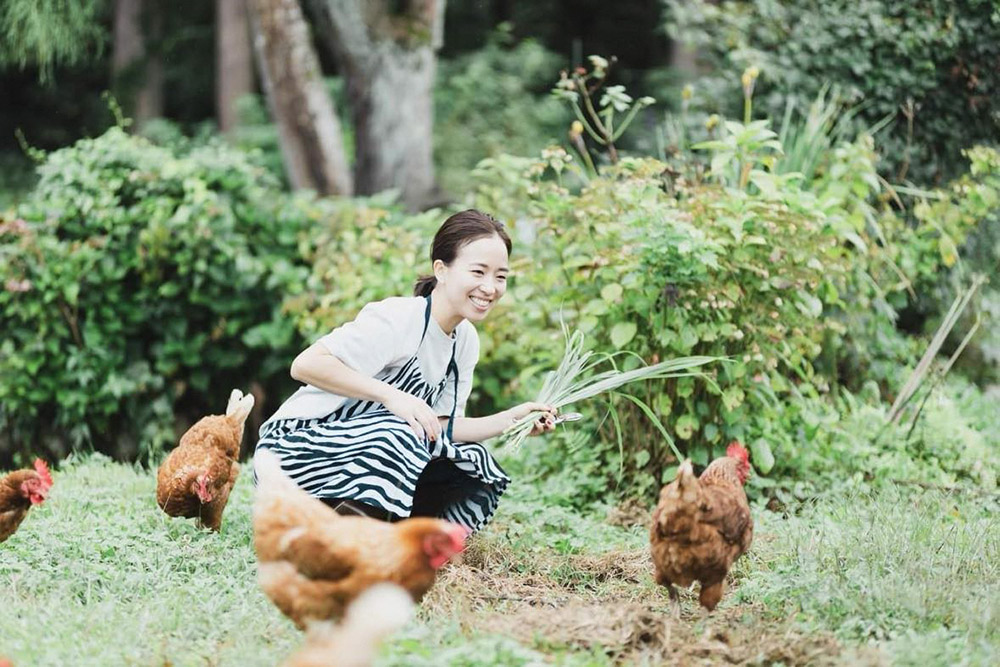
[1,454,996,666]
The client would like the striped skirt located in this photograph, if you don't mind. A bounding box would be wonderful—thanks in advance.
[256,408,510,532]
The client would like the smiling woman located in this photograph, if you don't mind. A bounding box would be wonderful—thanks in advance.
[255,210,558,531]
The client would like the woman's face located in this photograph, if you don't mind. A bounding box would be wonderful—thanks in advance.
[434,234,509,325]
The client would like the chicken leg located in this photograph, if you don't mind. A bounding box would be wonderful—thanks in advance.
[699,580,724,612]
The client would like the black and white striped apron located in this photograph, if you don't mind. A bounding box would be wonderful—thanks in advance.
[255,296,509,532]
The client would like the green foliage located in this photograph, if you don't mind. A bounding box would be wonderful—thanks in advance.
[748,374,998,503]
[0,151,36,208]
[829,145,1000,391]
[435,28,570,197]
[0,128,308,463]
[552,55,656,172]
[466,98,998,497]
[279,194,443,340]
[0,0,107,81]
[470,147,856,496]
[666,0,1000,185]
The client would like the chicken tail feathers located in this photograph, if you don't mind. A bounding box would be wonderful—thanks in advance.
[327,584,414,654]
[346,583,414,636]
[288,585,414,666]
[225,388,255,426]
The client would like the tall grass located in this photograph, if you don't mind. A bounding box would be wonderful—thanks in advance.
[740,487,999,665]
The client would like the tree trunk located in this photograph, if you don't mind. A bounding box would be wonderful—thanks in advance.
[216,0,255,134]
[308,0,445,211]
[248,0,353,196]
[112,0,165,127]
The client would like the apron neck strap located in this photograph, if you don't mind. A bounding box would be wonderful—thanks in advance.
[446,354,458,442]
[422,294,460,442]
[419,294,433,346]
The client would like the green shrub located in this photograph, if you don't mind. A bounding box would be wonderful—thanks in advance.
[279,192,443,340]
[435,28,571,198]
[0,127,308,465]
[665,0,1000,185]
[467,115,997,498]
[466,149,849,496]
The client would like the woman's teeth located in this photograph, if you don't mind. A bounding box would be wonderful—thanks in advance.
[470,296,491,308]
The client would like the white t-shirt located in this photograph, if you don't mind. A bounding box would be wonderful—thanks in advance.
[262,296,479,428]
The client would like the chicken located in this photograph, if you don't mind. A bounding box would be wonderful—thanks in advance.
[156,388,254,531]
[650,441,753,612]
[0,458,53,543]
[253,449,468,629]
[283,583,414,667]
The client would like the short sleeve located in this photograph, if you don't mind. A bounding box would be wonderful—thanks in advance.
[433,323,479,419]
[317,300,407,378]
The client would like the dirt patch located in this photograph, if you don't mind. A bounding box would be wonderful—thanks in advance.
[423,542,885,666]
[606,498,654,528]
[454,592,881,665]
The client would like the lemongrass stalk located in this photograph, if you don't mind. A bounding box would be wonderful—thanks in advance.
[496,328,722,450]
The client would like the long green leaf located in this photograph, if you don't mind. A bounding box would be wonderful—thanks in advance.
[618,392,684,462]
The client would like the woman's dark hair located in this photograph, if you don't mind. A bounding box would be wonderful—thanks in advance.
[413,209,512,297]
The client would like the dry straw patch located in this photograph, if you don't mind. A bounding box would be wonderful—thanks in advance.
[421,534,884,666]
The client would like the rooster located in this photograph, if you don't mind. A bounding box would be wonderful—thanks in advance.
[0,458,53,543]
[282,583,414,667]
[253,449,468,629]
[156,388,254,531]
[650,441,753,613]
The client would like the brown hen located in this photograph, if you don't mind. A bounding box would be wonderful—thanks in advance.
[156,388,254,531]
[0,459,53,542]
[650,442,753,612]
[253,449,468,629]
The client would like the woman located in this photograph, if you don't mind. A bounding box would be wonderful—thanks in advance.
[256,209,556,531]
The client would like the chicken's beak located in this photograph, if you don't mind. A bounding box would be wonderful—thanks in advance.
[448,525,471,552]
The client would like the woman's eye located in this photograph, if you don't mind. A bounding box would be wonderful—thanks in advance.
[471,270,484,276]
[497,275,507,282]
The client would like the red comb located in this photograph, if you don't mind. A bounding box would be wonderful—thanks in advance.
[726,441,749,462]
[33,458,53,488]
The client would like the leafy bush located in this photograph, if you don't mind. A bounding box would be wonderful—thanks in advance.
[0,127,308,465]
[665,0,1000,185]
[279,192,443,340]
[435,28,571,198]
[466,104,998,498]
[470,151,855,497]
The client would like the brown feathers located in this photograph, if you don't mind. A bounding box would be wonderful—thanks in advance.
[0,458,54,543]
[156,388,254,531]
[253,449,468,629]
[650,446,754,612]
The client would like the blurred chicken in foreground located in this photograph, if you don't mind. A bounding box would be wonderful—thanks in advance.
[283,584,414,667]
[156,388,254,531]
[253,449,468,629]
[650,442,754,613]
[0,458,53,543]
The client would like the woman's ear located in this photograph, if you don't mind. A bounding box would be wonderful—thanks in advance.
[433,259,447,283]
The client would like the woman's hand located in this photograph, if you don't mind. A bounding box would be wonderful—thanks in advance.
[507,402,557,437]
[383,389,441,442]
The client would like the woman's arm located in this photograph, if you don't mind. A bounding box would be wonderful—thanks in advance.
[291,343,443,441]
[445,402,556,442]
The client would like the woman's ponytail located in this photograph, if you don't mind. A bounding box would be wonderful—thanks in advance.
[413,275,437,297]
